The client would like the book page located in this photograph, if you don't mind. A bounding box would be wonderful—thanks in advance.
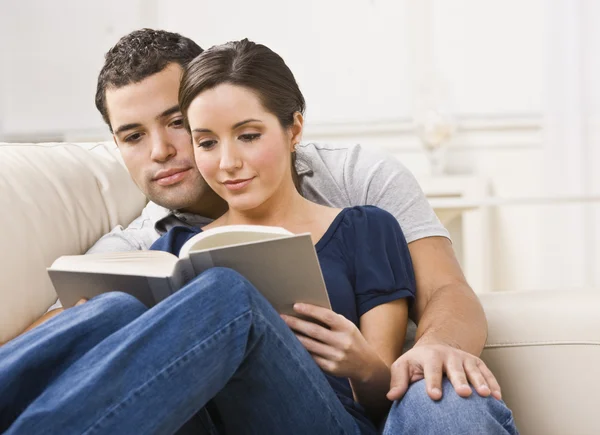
[49,251,179,277]
[179,225,293,257]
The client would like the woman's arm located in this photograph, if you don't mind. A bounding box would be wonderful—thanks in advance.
[350,298,409,421]
[282,297,409,424]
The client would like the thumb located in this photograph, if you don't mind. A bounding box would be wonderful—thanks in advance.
[387,359,410,401]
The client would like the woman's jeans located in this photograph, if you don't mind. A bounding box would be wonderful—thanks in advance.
[0,267,517,434]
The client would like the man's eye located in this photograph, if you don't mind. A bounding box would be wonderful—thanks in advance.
[170,118,184,128]
[124,133,143,143]
[197,140,216,149]
[240,133,261,142]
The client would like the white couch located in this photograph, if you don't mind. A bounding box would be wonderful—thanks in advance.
[1,142,599,435]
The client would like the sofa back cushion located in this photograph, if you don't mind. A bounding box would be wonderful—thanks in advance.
[0,142,146,343]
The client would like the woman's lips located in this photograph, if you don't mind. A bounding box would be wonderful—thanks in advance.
[223,178,254,191]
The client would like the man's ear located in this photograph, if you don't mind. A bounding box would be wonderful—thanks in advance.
[289,112,304,150]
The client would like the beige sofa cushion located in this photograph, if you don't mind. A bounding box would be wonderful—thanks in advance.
[0,142,146,343]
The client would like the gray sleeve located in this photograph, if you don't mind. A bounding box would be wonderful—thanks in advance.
[343,144,450,243]
[86,211,160,255]
[85,222,144,254]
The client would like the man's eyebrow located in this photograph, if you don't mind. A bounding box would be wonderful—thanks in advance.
[114,106,182,135]
[192,119,262,134]
[157,105,181,120]
[114,123,142,136]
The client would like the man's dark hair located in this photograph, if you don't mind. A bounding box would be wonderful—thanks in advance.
[95,28,203,132]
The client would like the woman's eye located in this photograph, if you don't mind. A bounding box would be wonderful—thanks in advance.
[197,140,217,149]
[124,133,143,143]
[170,118,184,128]
[239,133,261,142]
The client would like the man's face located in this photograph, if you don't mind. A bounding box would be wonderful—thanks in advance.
[105,63,217,213]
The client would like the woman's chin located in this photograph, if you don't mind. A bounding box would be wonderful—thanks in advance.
[226,198,264,214]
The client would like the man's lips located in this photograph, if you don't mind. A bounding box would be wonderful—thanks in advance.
[222,177,254,191]
[153,168,191,186]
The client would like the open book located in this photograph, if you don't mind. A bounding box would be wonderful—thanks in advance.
[48,225,331,316]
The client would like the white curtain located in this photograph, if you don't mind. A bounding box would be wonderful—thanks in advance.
[542,0,600,289]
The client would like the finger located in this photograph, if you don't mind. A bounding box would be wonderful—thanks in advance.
[423,358,444,400]
[75,298,88,306]
[464,358,491,397]
[387,359,411,401]
[478,360,502,400]
[446,357,473,398]
[280,314,335,344]
[293,303,345,329]
[310,354,336,374]
[295,334,342,361]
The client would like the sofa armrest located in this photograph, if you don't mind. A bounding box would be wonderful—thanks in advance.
[479,290,600,435]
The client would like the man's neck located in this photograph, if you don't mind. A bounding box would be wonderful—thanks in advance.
[179,189,228,219]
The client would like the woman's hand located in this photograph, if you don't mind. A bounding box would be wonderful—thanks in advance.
[280,303,383,382]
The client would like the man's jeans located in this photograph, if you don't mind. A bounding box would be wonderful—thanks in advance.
[0,267,517,434]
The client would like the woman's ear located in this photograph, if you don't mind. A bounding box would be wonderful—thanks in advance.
[289,112,304,151]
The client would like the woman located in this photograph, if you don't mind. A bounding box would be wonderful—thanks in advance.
[150,39,415,434]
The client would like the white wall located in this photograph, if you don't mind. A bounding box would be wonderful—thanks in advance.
[1,0,597,292]
[0,0,157,141]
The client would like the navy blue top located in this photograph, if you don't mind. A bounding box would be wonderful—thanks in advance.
[151,206,416,429]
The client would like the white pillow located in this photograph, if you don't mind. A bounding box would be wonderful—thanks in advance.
[0,142,146,343]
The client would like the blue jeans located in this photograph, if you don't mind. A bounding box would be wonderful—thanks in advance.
[0,268,369,434]
[382,379,519,434]
[0,267,518,434]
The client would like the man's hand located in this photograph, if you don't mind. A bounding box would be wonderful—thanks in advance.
[23,298,87,334]
[387,342,502,402]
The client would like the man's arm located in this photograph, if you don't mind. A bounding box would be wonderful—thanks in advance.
[409,236,486,355]
[387,236,501,401]
[337,144,500,400]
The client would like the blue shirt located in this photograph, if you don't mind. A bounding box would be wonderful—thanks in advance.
[151,206,416,427]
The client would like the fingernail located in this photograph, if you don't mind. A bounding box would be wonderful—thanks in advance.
[480,385,490,392]
[294,303,303,310]
[432,388,442,396]
[461,384,470,390]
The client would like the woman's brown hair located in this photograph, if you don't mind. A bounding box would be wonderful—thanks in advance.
[179,38,305,129]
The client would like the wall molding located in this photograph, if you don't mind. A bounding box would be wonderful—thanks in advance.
[303,113,543,152]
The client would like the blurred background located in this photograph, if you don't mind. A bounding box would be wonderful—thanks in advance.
[1,0,598,294]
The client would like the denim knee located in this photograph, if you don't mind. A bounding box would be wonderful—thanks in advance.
[382,378,518,435]
[89,291,148,317]
[186,267,278,322]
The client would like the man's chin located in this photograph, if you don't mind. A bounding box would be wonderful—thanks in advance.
[145,189,198,211]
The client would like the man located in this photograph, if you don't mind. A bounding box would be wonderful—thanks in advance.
[14,29,516,434]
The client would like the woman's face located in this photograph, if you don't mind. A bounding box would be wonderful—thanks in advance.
[187,83,301,213]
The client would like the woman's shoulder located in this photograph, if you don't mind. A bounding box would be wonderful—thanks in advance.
[337,205,399,228]
[318,206,401,250]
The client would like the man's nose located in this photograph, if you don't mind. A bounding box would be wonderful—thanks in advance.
[150,130,176,162]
